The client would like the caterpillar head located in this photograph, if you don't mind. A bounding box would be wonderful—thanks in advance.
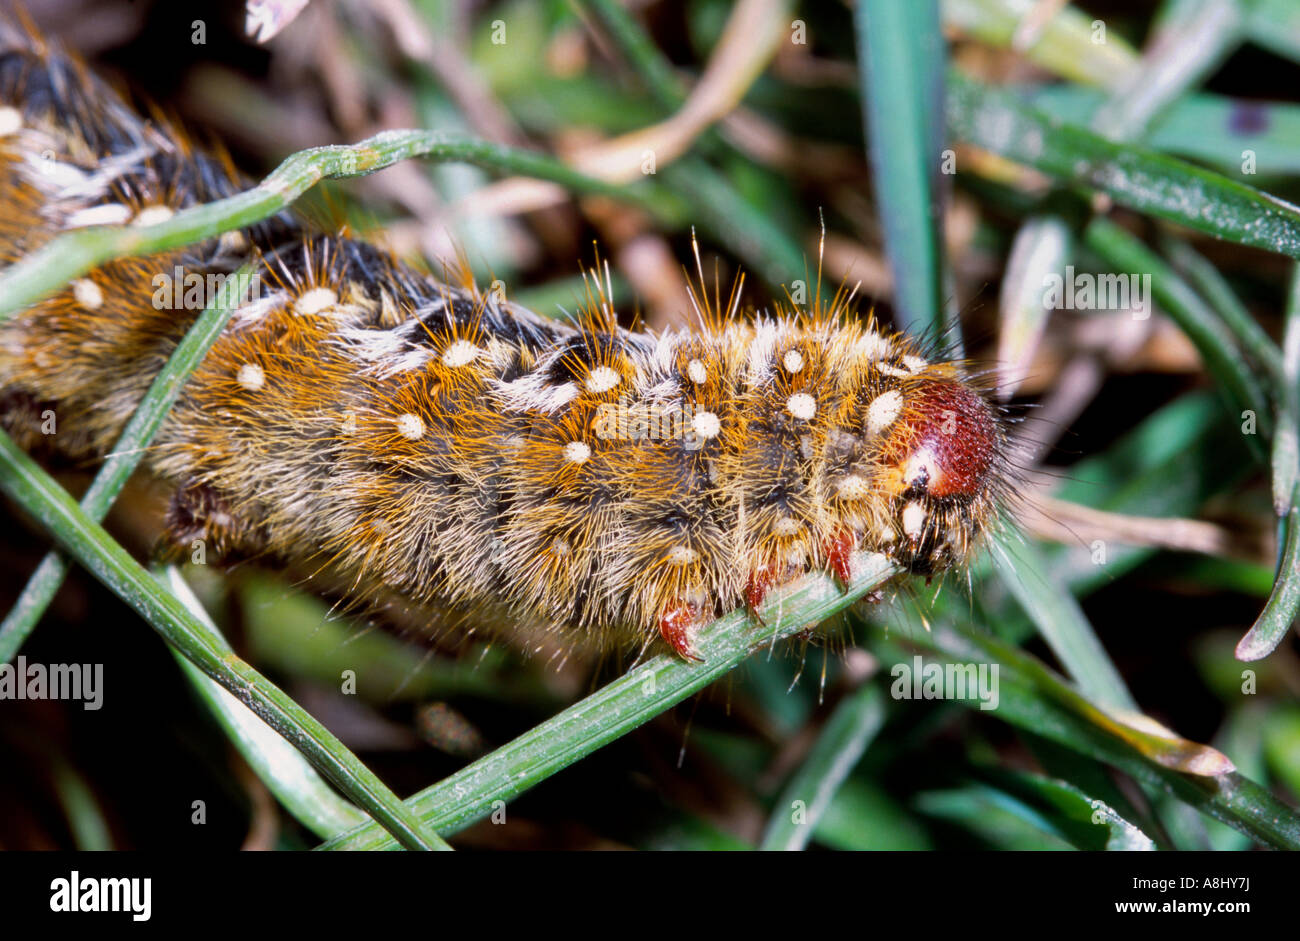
[870,372,1006,577]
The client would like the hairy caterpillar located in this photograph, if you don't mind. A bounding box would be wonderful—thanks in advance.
[0,21,1010,661]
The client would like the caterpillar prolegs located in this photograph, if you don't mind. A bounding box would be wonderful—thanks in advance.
[0,22,1010,660]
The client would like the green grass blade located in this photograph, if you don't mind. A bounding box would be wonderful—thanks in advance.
[1025,85,1300,176]
[759,684,886,851]
[578,0,809,293]
[49,758,113,851]
[1272,264,1300,517]
[993,537,1137,712]
[856,0,948,337]
[1243,0,1300,63]
[158,565,370,839]
[1088,0,1242,142]
[996,214,1069,397]
[583,0,685,107]
[1162,236,1285,389]
[0,131,688,319]
[873,620,1300,848]
[0,265,253,663]
[1235,493,1300,660]
[984,771,1157,850]
[942,0,1138,87]
[317,553,902,850]
[0,430,449,851]
[1083,217,1270,447]
[948,72,1300,258]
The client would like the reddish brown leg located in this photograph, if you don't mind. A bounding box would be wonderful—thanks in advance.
[658,601,703,662]
[823,528,857,586]
[745,565,777,624]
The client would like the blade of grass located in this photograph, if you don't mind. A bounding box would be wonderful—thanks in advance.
[759,683,886,850]
[579,0,811,293]
[0,131,689,319]
[1083,216,1271,450]
[996,214,1069,398]
[1088,0,1242,142]
[948,71,1300,259]
[49,758,114,851]
[1161,235,1286,389]
[992,536,1137,712]
[993,0,1245,430]
[157,565,369,840]
[813,777,932,849]
[1272,264,1300,517]
[856,0,949,337]
[0,430,449,851]
[1022,733,1174,848]
[869,618,1300,848]
[1243,0,1300,63]
[0,265,253,664]
[979,770,1157,850]
[941,0,1139,87]
[317,553,902,850]
[1026,85,1300,176]
[915,785,1076,849]
[1235,491,1300,660]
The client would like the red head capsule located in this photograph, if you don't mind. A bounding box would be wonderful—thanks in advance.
[895,379,998,500]
[872,375,1003,576]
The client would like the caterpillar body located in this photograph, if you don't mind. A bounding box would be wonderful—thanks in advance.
[0,23,1009,660]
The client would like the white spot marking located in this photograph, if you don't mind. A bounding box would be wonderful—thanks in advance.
[236,363,264,391]
[782,349,804,373]
[0,106,22,136]
[397,413,425,440]
[64,203,133,228]
[903,354,928,374]
[133,204,175,226]
[786,392,817,420]
[232,291,287,328]
[866,390,904,435]
[219,230,247,254]
[837,475,870,499]
[746,323,778,382]
[294,287,338,317]
[586,365,620,393]
[441,340,480,368]
[902,501,926,539]
[855,332,891,360]
[691,409,721,440]
[686,358,708,384]
[667,545,698,565]
[563,440,591,464]
[72,278,103,310]
[773,515,801,537]
[878,363,910,378]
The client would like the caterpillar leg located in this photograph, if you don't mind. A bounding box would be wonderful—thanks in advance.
[822,527,858,587]
[744,564,779,625]
[657,600,704,662]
